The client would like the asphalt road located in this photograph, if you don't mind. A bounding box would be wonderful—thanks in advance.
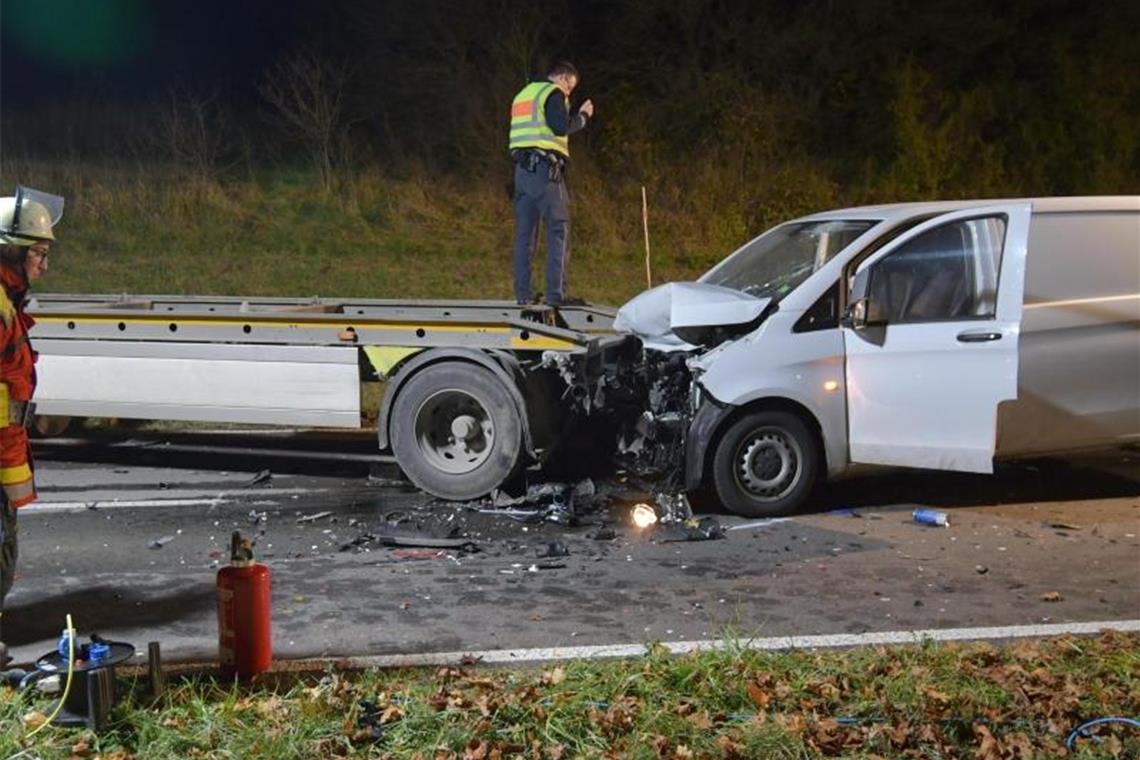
[4,431,1138,668]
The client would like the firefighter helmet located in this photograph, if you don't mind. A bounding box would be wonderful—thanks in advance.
[0,186,64,245]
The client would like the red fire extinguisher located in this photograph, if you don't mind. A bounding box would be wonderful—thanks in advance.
[217,531,272,678]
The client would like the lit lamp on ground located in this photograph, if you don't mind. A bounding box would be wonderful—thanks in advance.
[631,503,658,529]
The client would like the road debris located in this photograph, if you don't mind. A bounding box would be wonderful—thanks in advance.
[726,519,790,532]
[537,541,570,558]
[655,492,693,523]
[297,511,334,524]
[1041,591,1064,602]
[975,565,989,575]
[148,535,176,549]
[1049,522,1082,532]
[829,508,861,518]
[481,479,604,525]
[340,534,376,552]
[245,469,273,488]
[652,517,725,543]
[376,534,479,552]
[390,549,455,561]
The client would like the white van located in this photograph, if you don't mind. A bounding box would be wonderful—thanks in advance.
[616,197,1140,516]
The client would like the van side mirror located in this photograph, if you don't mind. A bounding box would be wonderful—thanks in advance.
[841,298,883,330]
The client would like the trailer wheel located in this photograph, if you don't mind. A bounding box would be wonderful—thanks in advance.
[31,415,75,438]
[711,410,819,517]
[389,362,522,501]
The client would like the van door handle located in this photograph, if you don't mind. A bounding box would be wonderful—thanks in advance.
[957,331,1002,343]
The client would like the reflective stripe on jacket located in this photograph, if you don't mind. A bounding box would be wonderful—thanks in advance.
[508,81,569,157]
[0,266,36,508]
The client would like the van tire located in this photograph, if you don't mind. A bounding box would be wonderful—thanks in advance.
[711,410,820,517]
[389,362,522,501]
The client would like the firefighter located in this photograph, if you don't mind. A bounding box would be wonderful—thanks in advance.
[508,61,594,307]
[0,186,63,682]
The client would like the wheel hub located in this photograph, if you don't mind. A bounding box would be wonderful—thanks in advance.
[414,390,495,474]
[736,429,801,500]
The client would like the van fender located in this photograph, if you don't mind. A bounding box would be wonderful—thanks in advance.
[376,348,534,457]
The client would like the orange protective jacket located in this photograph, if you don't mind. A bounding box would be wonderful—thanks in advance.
[0,265,37,507]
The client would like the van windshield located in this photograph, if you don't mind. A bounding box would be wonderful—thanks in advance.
[701,220,876,300]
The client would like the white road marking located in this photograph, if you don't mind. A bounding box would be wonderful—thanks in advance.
[25,487,329,513]
[24,498,233,513]
[324,619,1140,669]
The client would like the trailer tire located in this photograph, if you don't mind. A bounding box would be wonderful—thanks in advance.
[389,362,522,501]
[31,415,75,438]
[711,410,819,517]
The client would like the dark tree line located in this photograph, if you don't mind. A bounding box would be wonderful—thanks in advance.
[4,0,1137,205]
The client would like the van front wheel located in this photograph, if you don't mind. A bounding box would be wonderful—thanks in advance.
[711,410,820,517]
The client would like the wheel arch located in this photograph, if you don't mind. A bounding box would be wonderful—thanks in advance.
[377,348,534,457]
[689,395,828,492]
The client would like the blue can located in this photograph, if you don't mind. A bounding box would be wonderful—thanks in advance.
[913,508,949,527]
[87,641,111,664]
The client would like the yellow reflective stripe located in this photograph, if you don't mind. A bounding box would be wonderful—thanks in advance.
[362,346,424,379]
[509,335,578,351]
[0,463,32,484]
[36,316,515,334]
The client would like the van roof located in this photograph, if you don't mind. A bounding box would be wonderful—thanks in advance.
[796,196,1140,224]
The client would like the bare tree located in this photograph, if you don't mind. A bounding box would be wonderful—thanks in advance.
[155,90,230,180]
[259,50,352,190]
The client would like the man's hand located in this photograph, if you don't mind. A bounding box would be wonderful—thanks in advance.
[578,99,595,119]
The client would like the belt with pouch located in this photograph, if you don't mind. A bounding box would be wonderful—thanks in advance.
[0,384,34,429]
[8,400,35,428]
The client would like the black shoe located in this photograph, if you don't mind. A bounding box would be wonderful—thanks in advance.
[549,295,587,307]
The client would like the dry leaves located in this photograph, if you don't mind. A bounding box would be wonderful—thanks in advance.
[541,667,566,686]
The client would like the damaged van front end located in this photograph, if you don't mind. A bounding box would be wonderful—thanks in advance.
[614,217,880,516]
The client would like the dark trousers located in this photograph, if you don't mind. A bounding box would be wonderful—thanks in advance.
[511,163,570,305]
[0,493,15,649]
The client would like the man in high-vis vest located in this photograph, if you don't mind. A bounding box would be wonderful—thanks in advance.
[508,61,594,307]
[0,186,62,682]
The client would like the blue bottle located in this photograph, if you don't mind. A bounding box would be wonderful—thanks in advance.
[913,508,949,527]
[57,629,74,660]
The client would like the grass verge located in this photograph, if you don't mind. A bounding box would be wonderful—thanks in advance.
[2,632,1136,759]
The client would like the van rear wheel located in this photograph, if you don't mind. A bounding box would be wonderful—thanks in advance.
[389,363,522,501]
[711,410,820,517]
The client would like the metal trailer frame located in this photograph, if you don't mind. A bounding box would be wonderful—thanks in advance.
[27,293,635,498]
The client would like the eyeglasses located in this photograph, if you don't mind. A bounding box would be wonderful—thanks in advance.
[29,247,50,260]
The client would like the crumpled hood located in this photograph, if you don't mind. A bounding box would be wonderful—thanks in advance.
[614,282,771,351]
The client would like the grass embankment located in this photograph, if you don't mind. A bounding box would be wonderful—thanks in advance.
[13,159,805,305]
[2,632,1136,759]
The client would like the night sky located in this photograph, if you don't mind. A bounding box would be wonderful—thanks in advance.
[2,0,308,107]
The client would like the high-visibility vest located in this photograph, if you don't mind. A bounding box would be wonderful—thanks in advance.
[508,81,569,158]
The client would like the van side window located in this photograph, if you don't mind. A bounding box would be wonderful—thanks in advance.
[867,216,1006,323]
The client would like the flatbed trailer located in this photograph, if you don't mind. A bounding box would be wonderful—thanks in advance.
[27,294,641,500]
